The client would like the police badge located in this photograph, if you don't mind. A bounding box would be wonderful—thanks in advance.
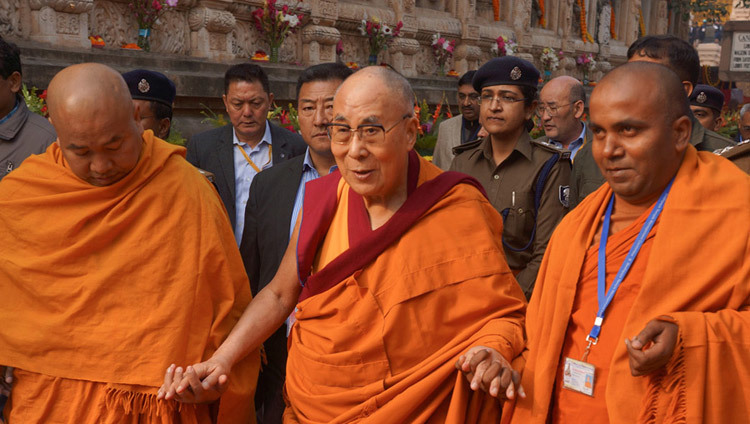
[138,78,150,94]
[510,66,522,81]
[696,91,707,104]
[559,185,570,208]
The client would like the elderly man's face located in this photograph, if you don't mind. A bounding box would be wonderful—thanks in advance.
[590,77,688,205]
[330,76,417,203]
[538,80,583,143]
[297,79,341,157]
[58,105,143,186]
[457,84,480,122]
[223,80,273,143]
[690,105,721,132]
[739,111,750,141]
[479,85,535,138]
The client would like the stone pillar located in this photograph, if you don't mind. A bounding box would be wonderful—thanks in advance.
[388,37,420,76]
[453,44,481,75]
[29,0,94,49]
[302,25,341,65]
[188,0,236,61]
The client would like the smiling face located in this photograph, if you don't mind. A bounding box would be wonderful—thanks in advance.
[297,79,341,159]
[330,71,418,207]
[589,66,690,207]
[223,80,273,144]
[479,84,535,140]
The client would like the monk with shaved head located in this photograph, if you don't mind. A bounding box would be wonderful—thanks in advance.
[160,65,527,422]
[0,63,258,423]
[502,61,750,423]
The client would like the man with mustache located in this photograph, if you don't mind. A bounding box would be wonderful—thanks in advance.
[240,62,352,424]
[186,63,306,245]
[451,57,571,298]
[433,70,481,170]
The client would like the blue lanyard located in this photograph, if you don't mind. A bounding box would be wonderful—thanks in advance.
[586,179,674,344]
[0,100,19,126]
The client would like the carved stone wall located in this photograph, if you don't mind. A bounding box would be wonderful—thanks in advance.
[4,0,690,78]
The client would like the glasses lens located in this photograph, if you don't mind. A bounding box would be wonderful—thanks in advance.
[359,126,385,144]
[329,126,351,144]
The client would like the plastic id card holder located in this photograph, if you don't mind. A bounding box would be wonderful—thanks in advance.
[562,357,595,396]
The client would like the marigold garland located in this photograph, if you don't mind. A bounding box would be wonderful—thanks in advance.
[610,4,616,39]
[539,0,546,28]
[493,0,499,21]
[578,0,594,43]
[638,6,646,37]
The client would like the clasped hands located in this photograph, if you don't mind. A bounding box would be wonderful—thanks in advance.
[156,355,232,404]
[455,346,525,400]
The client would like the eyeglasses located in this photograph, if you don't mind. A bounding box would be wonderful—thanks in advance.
[479,94,527,106]
[535,102,574,117]
[458,93,480,103]
[325,114,412,145]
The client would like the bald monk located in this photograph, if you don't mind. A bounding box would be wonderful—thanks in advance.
[160,66,527,422]
[0,63,258,423]
[503,62,750,423]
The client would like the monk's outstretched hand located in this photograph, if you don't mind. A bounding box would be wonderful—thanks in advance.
[0,366,12,396]
[455,346,525,400]
[157,357,231,404]
[625,318,679,376]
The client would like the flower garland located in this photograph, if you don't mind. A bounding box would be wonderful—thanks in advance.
[638,6,646,37]
[703,65,720,87]
[493,0,499,21]
[578,0,594,43]
[610,5,616,40]
[538,0,546,28]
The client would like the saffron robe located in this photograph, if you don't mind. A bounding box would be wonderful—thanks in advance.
[505,145,750,423]
[284,152,527,423]
[0,131,258,423]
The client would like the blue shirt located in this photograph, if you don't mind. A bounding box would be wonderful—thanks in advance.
[289,148,338,238]
[549,121,587,160]
[233,121,273,245]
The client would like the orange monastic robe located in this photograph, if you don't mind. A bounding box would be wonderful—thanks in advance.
[506,145,750,423]
[284,153,527,423]
[0,131,258,423]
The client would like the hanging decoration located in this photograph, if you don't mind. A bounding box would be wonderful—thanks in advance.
[703,65,720,87]
[578,0,594,43]
[538,0,546,28]
[610,4,616,40]
[638,6,646,37]
[493,0,500,21]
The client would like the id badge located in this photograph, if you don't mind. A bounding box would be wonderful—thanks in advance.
[562,357,595,396]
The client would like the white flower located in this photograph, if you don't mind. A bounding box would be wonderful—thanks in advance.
[491,43,499,54]
[382,25,392,35]
[442,40,450,50]
[282,14,300,28]
[431,33,440,46]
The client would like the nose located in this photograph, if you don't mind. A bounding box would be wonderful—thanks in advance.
[347,131,369,160]
[598,132,622,160]
[313,106,328,127]
[240,103,254,117]
[90,154,113,176]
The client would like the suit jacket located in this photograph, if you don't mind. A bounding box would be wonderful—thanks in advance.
[239,154,306,422]
[432,115,464,170]
[186,122,306,229]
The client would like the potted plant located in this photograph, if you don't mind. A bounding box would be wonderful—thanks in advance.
[540,47,561,81]
[251,0,304,63]
[576,53,597,85]
[358,15,403,65]
[431,33,455,76]
[127,0,177,51]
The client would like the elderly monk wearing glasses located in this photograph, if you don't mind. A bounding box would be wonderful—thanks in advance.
[160,66,528,423]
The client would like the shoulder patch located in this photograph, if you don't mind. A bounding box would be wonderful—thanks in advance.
[452,138,484,155]
[718,140,750,158]
[531,138,572,160]
[559,185,570,208]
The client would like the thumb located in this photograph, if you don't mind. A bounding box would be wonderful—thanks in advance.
[630,321,662,350]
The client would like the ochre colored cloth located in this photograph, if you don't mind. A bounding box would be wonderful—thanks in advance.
[505,145,750,423]
[0,131,258,423]
[551,214,656,423]
[284,154,527,423]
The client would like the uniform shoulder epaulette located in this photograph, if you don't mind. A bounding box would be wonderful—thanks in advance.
[715,140,750,158]
[452,138,484,156]
[530,138,572,161]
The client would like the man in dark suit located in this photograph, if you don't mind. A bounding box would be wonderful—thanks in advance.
[186,63,306,244]
[239,62,352,424]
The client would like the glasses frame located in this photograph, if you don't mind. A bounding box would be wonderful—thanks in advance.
[535,102,576,118]
[325,114,412,146]
[478,94,528,107]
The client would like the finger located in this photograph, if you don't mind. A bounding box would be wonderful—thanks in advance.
[185,366,204,395]
[468,349,490,373]
[481,361,503,390]
[625,339,648,376]
[4,367,13,384]
[162,364,176,399]
[173,367,185,394]
[455,354,466,370]
[216,374,230,393]
[460,351,476,373]
[470,359,490,391]
[630,320,663,350]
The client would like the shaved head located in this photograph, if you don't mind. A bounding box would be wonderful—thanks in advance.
[48,63,144,186]
[338,66,414,114]
[589,61,691,207]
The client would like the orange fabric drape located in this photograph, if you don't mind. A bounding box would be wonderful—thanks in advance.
[493,0,500,21]
[284,157,527,423]
[0,131,258,422]
[504,146,750,423]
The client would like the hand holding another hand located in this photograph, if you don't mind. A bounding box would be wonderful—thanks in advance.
[455,346,525,400]
[156,355,232,404]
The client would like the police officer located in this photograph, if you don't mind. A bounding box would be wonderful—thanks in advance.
[450,57,571,299]
[689,84,724,132]
[122,69,176,140]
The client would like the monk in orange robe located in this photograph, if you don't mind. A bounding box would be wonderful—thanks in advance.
[0,63,258,423]
[503,62,750,423]
[161,66,527,423]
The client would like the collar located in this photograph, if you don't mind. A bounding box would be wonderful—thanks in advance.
[480,131,533,162]
[550,121,586,148]
[302,147,337,174]
[0,98,20,126]
[232,120,272,149]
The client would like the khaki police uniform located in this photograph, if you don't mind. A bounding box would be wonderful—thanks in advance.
[450,131,571,298]
[570,115,736,208]
[717,140,750,174]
